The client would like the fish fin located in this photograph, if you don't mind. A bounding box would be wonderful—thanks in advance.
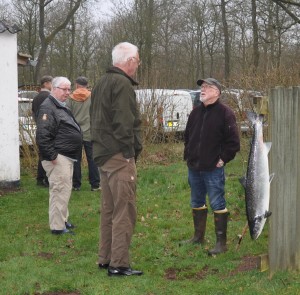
[239,176,246,188]
[264,142,272,153]
[264,211,272,218]
[253,211,272,222]
[269,173,275,183]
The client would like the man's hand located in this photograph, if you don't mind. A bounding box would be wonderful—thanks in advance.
[216,159,224,167]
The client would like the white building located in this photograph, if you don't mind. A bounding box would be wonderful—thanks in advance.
[0,21,21,188]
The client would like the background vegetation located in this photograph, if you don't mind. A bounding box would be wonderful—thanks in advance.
[1,143,299,295]
[1,0,300,91]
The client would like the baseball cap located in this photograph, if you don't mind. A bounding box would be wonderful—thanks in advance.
[197,78,222,93]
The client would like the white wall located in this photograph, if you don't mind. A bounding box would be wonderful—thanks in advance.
[0,31,20,187]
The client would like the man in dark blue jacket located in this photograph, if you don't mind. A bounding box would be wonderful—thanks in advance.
[36,76,82,235]
[183,78,240,255]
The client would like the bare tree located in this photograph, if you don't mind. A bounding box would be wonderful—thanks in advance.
[251,0,259,74]
[35,0,84,82]
[220,0,230,81]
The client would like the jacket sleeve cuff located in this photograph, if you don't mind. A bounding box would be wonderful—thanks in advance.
[122,148,135,159]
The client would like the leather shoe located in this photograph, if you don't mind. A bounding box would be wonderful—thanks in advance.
[51,228,75,235]
[108,266,143,276]
[98,263,109,269]
[65,221,76,229]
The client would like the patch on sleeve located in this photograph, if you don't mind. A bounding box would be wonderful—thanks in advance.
[42,114,48,120]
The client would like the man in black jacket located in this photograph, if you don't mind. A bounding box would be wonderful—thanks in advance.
[183,78,240,255]
[32,75,53,187]
[36,76,82,235]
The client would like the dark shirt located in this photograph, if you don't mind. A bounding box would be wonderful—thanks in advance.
[32,90,50,122]
[184,100,240,171]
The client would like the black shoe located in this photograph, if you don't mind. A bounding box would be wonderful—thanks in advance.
[98,263,109,269]
[37,179,48,187]
[108,266,143,276]
[65,221,76,229]
[73,187,80,191]
[51,228,75,235]
[91,186,101,191]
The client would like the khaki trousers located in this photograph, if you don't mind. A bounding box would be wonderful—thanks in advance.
[42,154,74,230]
[98,153,137,268]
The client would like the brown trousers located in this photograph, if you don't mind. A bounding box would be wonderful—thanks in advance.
[42,154,73,230]
[98,153,137,268]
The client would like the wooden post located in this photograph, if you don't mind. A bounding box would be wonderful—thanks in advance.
[268,86,300,275]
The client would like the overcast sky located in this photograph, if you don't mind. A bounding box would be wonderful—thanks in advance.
[92,0,116,20]
[93,0,114,19]
[92,0,133,20]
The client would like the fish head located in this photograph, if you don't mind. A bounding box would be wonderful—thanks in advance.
[248,210,272,240]
[248,216,265,240]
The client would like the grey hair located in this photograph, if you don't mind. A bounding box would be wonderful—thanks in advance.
[52,77,71,88]
[112,42,138,65]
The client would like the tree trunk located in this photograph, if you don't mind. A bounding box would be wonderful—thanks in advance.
[251,0,259,74]
[221,0,230,82]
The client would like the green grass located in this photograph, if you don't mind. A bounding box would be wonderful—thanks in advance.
[0,143,299,295]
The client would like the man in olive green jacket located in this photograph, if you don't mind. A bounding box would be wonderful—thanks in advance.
[90,42,143,277]
[67,76,100,191]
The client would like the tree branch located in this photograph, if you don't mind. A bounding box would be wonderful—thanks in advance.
[45,0,83,45]
[270,0,300,24]
[272,0,300,7]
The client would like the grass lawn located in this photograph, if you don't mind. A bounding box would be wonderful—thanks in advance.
[0,143,299,295]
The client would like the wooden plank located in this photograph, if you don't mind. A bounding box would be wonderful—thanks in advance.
[268,86,300,274]
[257,254,269,272]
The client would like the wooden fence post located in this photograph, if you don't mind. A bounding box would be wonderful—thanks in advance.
[268,86,300,275]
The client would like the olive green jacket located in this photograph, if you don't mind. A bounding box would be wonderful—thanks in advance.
[67,88,91,141]
[90,67,143,166]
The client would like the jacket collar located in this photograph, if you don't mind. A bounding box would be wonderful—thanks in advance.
[49,95,67,108]
[200,98,220,110]
[106,66,139,86]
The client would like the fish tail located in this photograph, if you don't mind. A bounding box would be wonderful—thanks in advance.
[246,111,264,123]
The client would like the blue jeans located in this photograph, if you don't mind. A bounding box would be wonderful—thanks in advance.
[188,167,225,211]
[73,141,100,188]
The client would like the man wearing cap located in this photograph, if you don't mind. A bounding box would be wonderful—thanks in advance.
[67,76,100,191]
[32,75,53,187]
[183,77,240,255]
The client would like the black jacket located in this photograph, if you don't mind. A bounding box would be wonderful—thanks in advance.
[184,100,240,171]
[90,66,143,166]
[36,95,82,161]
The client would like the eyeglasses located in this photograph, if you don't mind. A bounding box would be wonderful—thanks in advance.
[56,87,71,92]
[129,56,141,66]
[200,84,218,91]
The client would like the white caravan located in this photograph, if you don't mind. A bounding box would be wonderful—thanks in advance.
[135,89,193,134]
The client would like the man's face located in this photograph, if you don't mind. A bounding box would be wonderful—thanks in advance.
[126,53,140,78]
[52,83,71,102]
[200,83,220,106]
